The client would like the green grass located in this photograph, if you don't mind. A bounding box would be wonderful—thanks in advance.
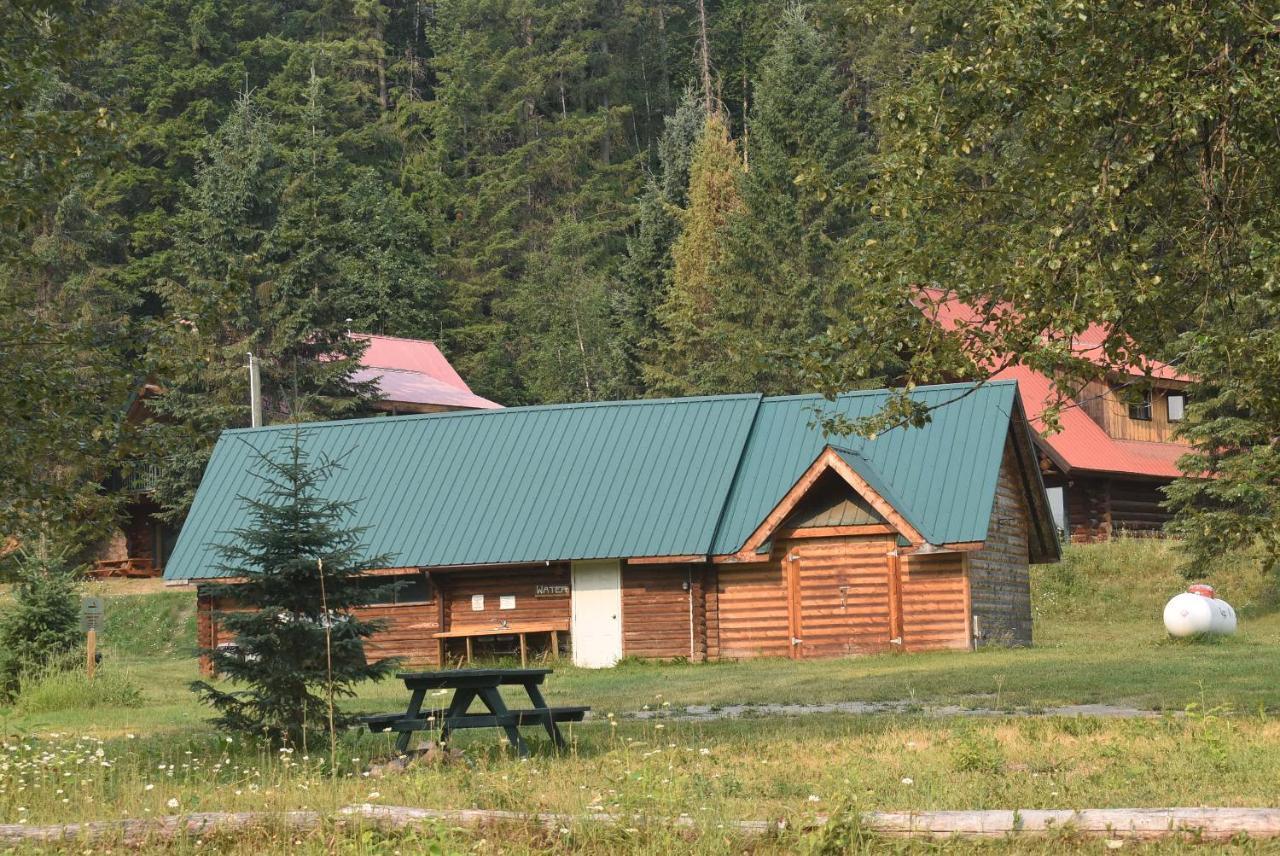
[2,539,1278,853]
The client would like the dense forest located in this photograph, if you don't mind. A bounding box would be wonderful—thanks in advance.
[3,0,1279,569]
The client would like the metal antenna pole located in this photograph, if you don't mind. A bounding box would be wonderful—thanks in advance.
[248,353,262,428]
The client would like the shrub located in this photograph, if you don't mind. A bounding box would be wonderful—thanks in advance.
[0,551,83,700]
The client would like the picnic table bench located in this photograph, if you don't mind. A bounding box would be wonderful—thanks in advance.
[361,668,588,756]
[432,620,568,667]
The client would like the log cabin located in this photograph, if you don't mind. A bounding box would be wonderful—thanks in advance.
[919,289,1192,542]
[93,334,498,578]
[165,381,1059,669]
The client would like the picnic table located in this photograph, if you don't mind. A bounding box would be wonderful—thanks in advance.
[362,668,588,756]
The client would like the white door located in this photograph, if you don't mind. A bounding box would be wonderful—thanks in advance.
[571,559,623,668]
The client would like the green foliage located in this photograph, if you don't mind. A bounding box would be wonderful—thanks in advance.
[648,113,743,395]
[426,0,646,405]
[812,0,1280,503]
[102,591,197,658]
[715,5,874,394]
[617,92,705,394]
[143,91,407,521]
[0,552,83,700]
[191,430,398,745]
[0,0,116,245]
[950,730,1005,774]
[1165,284,1280,572]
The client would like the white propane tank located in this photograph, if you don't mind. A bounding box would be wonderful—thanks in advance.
[1163,584,1237,638]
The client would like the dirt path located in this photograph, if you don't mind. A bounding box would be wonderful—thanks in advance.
[623,700,1166,721]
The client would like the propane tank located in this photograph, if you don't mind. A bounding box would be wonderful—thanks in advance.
[1164,584,1237,638]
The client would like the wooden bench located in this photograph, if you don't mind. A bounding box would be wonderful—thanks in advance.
[362,706,589,733]
[433,621,569,666]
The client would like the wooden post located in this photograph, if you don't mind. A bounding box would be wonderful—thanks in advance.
[465,636,473,663]
[86,628,97,680]
[550,629,559,660]
[887,549,905,649]
[518,633,528,667]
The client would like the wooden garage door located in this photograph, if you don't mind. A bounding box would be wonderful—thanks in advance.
[784,536,895,658]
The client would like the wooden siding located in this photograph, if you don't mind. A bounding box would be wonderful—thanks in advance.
[899,552,970,651]
[716,558,792,659]
[704,565,721,660]
[789,536,895,658]
[362,602,441,666]
[621,563,704,660]
[1109,479,1174,536]
[781,471,885,530]
[1076,380,1189,444]
[442,566,570,630]
[197,567,572,674]
[716,535,900,659]
[967,437,1033,646]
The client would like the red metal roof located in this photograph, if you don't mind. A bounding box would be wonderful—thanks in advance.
[917,288,1190,382]
[995,365,1184,478]
[352,333,501,410]
[916,289,1190,478]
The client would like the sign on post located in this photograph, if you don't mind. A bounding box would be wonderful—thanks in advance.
[81,597,105,681]
[80,597,105,633]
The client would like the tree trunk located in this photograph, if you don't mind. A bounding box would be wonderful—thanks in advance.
[697,0,713,114]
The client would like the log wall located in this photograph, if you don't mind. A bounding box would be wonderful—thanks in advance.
[714,533,973,659]
[715,557,792,659]
[620,563,704,660]
[441,566,570,630]
[1045,474,1175,543]
[967,438,1033,646]
[899,552,970,651]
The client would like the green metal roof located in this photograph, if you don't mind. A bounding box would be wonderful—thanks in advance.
[707,382,1023,554]
[165,381,1043,581]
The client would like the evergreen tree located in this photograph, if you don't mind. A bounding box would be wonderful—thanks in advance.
[144,85,438,522]
[1166,286,1280,572]
[716,5,870,394]
[427,0,643,405]
[0,550,83,700]
[191,431,397,745]
[647,113,743,395]
[616,91,705,395]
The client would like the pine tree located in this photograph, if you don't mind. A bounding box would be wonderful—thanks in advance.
[191,431,397,745]
[0,550,83,700]
[145,88,435,522]
[716,5,870,393]
[647,112,743,395]
[427,0,643,405]
[1165,287,1280,572]
[616,92,705,395]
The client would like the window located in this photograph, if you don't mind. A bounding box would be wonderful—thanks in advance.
[1167,393,1186,422]
[1127,389,1152,421]
[1045,486,1067,536]
[356,573,433,605]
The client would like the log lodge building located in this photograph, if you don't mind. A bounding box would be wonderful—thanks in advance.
[164,382,1059,669]
[921,289,1193,542]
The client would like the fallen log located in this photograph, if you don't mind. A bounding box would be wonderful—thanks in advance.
[2,805,1279,845]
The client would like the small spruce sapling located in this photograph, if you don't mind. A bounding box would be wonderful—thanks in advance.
[0,550,83,701]
[191,429,399,745]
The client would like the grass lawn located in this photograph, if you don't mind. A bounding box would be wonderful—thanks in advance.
[2,539,1278,853]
